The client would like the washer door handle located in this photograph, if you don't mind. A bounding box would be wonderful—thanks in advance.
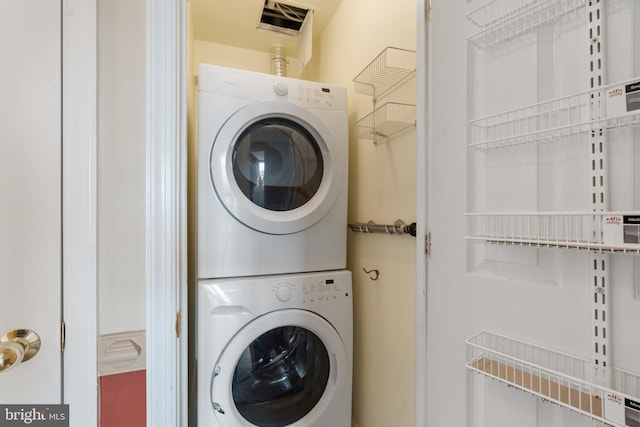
[211,366,225,414]
[212,402,225,415]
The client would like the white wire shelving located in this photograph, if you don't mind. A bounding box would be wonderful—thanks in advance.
[467,331,640,426]
[465,212,640,254]
[354,102,416,143]
[468,77,640,150]
[467,0,587,49]
[465,0,640,425]
[353,47,416,144]
[353,47,416,99]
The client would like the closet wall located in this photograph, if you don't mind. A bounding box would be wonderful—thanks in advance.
[97,0,146,336]
[303,1,417,426]
[97,0,147,424]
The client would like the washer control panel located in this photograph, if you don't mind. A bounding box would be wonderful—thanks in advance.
[272,277,349,308]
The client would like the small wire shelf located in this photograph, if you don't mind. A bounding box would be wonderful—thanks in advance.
[467,331,640,425]
[468,77,640,150]
[353,47,416,99]
[354,102,416,143]
[465,212,640,254]
[467,0,587,49]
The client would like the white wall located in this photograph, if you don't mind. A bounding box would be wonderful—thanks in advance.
[304,1,417,426]
[98,0,146,335]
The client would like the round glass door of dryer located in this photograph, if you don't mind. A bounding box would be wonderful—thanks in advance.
[210,310,347,426]
[209,102,343,235]
[232,118,324,212]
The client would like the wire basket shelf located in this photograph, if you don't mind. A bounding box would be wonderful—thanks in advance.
[354,102,416,143]
[467,0,587,49]
[468,77,640,150]
[465,212,640,254]
[467,331,640,425]
[353,47,416,99]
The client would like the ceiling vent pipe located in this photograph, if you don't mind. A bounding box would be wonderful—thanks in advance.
[271,45,288,77]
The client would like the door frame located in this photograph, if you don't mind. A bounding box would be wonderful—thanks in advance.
[145,1,430,426]
[146,0,188,426]
[414,1,429,426]
[62,0,98,423]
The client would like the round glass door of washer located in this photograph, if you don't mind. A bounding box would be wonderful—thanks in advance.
[210,310,347,426]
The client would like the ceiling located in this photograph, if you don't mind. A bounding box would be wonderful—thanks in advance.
[190,0,343,55]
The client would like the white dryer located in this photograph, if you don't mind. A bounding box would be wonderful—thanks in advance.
[197,64,348,279]
[197,270,353,427]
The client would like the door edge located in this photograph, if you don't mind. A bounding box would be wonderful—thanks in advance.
[62,0,99,424]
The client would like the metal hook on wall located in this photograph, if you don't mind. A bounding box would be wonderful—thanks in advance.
[362,268,379,281]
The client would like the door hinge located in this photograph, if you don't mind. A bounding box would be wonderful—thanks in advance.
[425,232,431,257]
[427,0,432,22]
[60,320,66,352]
[175,311,181,338]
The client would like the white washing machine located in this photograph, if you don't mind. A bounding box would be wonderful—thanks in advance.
[197,64,348,279]
[197,270,352,427]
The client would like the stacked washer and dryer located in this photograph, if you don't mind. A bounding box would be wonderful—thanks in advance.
[196,64,352,427]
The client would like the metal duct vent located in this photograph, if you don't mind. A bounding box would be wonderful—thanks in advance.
[258,1,310,37]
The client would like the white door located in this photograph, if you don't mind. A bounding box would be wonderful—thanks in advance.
[424,1,640,427]
[0,0,62,403]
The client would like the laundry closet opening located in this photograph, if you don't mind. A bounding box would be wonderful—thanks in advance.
[186,1,417,426]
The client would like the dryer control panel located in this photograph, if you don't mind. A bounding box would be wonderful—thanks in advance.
[199,63,347,111]
[294,84,342,110]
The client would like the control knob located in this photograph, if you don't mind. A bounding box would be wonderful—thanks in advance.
[273,81,289,96]
[276,284,292,302]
